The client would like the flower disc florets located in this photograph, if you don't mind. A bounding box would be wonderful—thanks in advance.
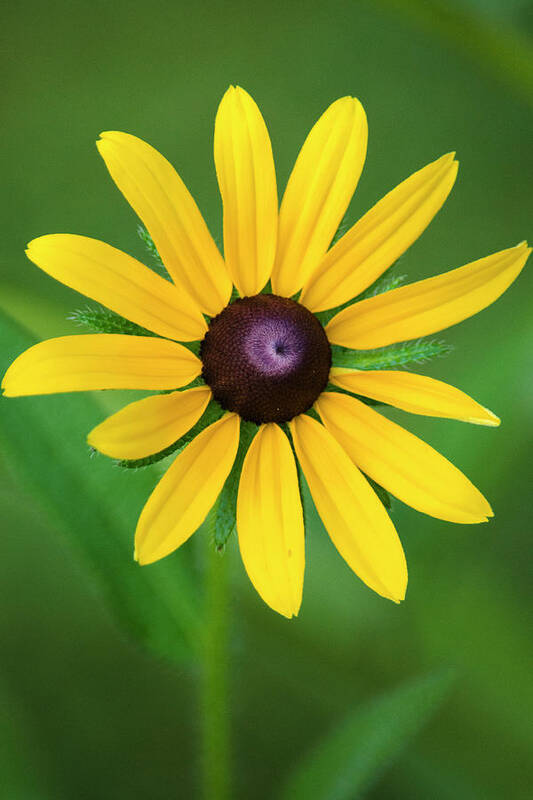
[200,294,331,424]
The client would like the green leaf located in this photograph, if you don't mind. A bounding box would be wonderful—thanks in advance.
[331,338,453,370]
[277,669,454,800]
[0,312,200,663]
[207,420,258,551]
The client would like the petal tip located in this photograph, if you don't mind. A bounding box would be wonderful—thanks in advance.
[86,428,107,455]
[25,235,50,260]
[220,85,238,103]
[134,544,151,566]
[386,581,407,604]
[96,131,123,150]
[98,130,119,141]
[392,578,408,604]
[515,241,531,258]
[1,368,16,396]
[275,601,301,620]
[467,408,501,427]
[437,151,457,166]
[134,539,162,565]
[484,499,495,518]
[483,409,501,427]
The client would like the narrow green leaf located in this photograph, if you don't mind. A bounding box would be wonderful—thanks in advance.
[69,305,202,357]
[0,312,200,663]
[331,338,453,370]
[278,669,454,800]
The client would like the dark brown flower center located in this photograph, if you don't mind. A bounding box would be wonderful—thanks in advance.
[200,294,331,424]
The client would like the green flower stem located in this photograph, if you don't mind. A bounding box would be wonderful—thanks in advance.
[201,541,232,800]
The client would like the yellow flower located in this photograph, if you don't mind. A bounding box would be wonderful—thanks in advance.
[2,87,529,618]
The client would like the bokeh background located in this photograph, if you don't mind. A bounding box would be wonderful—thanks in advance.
[1,1,532,797]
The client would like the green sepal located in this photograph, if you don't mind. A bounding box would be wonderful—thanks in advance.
[137,225,171,280]
[329,213,351,248]
[325,383,387,407]
[208,420,258,551]
[68,305,156,337]
[68,305,202,356]
[314,268,407,327]
[356,270,408,302]
[304,407,321,423]
[114,399,225,469]
[330,338,453,370]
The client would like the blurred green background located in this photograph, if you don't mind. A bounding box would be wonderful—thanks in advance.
[1,0,532,797]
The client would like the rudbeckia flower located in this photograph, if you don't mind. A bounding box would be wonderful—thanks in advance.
[2,87,529,618]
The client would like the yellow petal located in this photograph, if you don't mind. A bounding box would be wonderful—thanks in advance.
[330,368,500,426]
[26,234,207,342]
[301,153,458,311]
[97,131,232,316]
[316,392,493,524]
[88,386,212,459]
[2,334,201,396]
[326,242,531,348]
[271,97,368,298]
[214,86,278,296]
[135,413,240,564]
[290,413,407,602]
[237,423,304,618]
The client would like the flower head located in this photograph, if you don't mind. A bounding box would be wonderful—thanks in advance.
[2,86,529,617]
